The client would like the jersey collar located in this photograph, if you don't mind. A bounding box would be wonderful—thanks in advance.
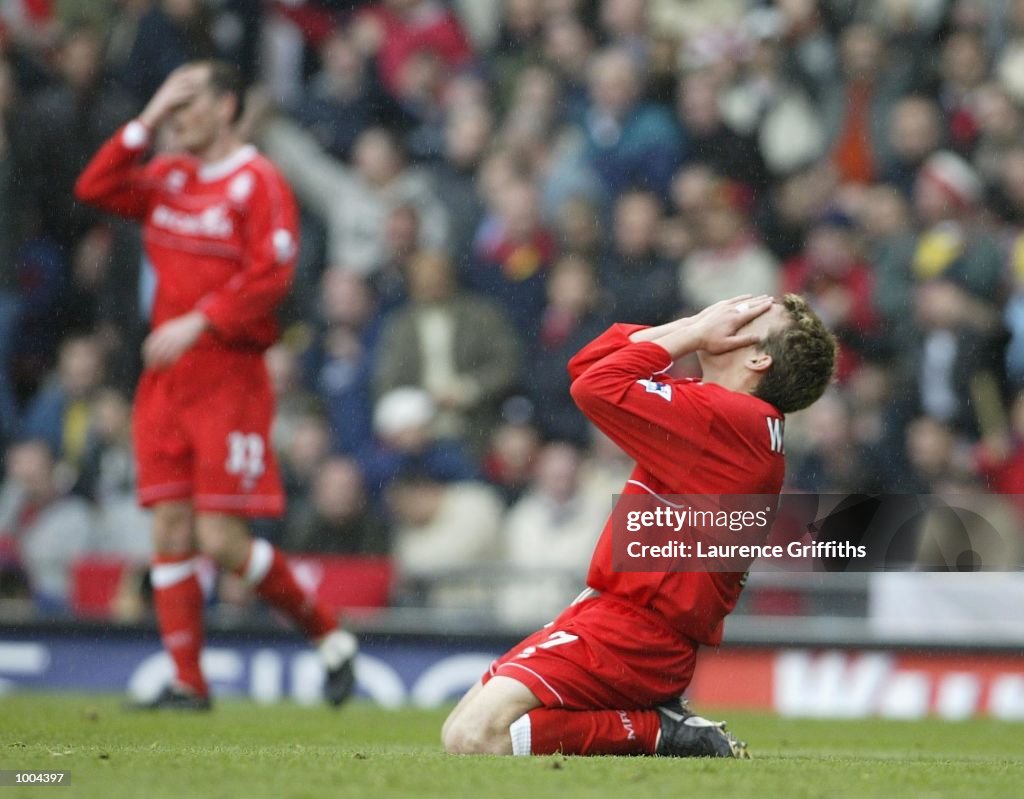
[198,145,258,183]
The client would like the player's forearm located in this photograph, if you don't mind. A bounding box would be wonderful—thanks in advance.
[627,317,691,344]
[640,325,702,362]
[197,266,292,340]
[74,122,151,214]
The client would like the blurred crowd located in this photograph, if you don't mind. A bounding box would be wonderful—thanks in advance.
[2,0,1024,621]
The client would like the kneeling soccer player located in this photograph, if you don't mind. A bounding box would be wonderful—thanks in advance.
[442,294,836,756]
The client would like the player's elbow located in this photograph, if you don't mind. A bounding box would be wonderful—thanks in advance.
[73,173,101,204]
[570,371,607,414]
[72,176,92,203]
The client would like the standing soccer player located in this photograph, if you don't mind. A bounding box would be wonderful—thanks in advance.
[75,62,357,710]
[442,294,837,756]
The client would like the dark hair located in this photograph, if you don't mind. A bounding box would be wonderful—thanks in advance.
[752,294,838,414]
[195,59,246,123]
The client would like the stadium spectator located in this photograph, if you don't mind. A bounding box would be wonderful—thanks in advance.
[677,69,766,194]
[359,387,478,499]
[351,0,474,102]
[284,457,389,556]
[880,96,943,197]
[428,103,492,270]
[277,411,331,536]
[120,0,217,102]
[976,389,1024,496]
[0,55,27,446]
[781,210,880,381]
[77,387,152,562]
[374,251,521,451]
[821,23,909,185]
[482,416,541,506]
[902,279,1010,437]
[554,195,603,262]
[0,439,95,609]
[527,254,608,445]
[496,441,606,625]
[577,425,634,501]
[486,0,545,108]
[901,415,960,493]
[936,29,990,155]
[27,23,137,246]
[581,47,682,204]
[388,471,503,607]
[679,180,779,309]
[469,177,555,335]
[599,0,650,61]
[875,151,1004,337]
[257,116,449,275]
[301,269,380,456]
[266,343,318,455]
[599,189,679,326]
[20,333,105,466]
[972,82,1024,186]
[541,13,592,123]
[290,27,402,162]
[788,392,879,494]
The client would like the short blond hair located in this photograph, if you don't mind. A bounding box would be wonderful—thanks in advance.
[753,294,838,414]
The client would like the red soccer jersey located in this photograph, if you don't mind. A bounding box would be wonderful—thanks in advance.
[74,121,298,351]
[568,324,786,646]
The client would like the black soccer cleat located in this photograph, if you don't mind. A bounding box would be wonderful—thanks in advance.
[655,700,750,759]
[319,629,359,707]
[130,685,212,712]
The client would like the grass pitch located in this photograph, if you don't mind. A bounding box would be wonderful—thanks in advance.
[1,695,1022,799]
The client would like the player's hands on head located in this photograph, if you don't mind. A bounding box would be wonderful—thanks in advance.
[143,311,209,369]
[139,66,205,130]
[692,295,773,355]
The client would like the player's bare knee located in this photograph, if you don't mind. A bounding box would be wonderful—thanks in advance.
[152,501,193,555]
[441,708,458,746]
[195,513,250,569]
[443,718,508,755]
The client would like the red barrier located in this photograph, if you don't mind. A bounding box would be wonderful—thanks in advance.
[688,647,1024,719]
[70,554,393,618]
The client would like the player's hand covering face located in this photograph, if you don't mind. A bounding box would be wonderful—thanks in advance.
[691,295,776,355]
[140,66,206,130]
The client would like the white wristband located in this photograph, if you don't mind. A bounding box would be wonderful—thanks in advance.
[122,120,150,150]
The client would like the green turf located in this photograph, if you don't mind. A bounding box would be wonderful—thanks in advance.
[1,695,1022,799]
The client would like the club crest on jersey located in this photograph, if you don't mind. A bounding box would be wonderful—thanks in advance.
[637,378,672,401]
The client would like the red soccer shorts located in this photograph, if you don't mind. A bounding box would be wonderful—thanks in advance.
[482,592,699,709]
[133,347,285,517]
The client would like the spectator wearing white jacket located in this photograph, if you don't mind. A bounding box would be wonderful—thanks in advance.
[497,442,607,626]
[0,439,95,609]
[260,117,450,276]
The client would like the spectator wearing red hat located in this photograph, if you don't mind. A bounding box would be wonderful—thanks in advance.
[875,150,1004,340]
